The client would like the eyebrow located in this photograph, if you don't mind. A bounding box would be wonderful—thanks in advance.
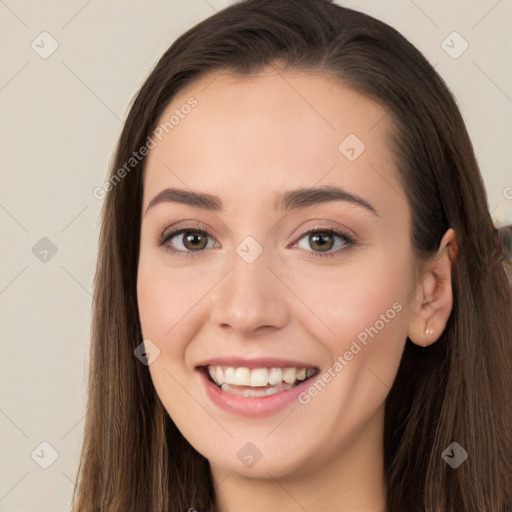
[144,185,379,216]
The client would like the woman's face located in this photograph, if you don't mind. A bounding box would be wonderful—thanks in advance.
[137,68,418,479]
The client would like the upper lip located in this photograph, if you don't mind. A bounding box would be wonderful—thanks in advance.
[196,356,318,369]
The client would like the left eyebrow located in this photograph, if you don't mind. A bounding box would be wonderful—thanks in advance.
[275,185,379,216]
[143,185,379,216]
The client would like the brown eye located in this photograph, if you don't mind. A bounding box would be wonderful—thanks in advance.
[294,229,355,258]
[181,231,208,250]
[308,231,335,252]
[161,229,217,255]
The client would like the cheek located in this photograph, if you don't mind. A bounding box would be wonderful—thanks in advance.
[287,249,411,390]
[136,249,223,355]
[137,265,174,339]
[137,248,190,349]
[291,248,410,337]
[288,261,410,437]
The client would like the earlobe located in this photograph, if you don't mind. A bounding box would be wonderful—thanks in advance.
[408,228,458,347]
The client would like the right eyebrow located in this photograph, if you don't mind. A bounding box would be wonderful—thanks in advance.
[145,187,222,215]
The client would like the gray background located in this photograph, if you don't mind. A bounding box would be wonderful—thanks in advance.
[1,1,511,510]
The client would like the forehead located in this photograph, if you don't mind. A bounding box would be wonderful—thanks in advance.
[142,68,401,216]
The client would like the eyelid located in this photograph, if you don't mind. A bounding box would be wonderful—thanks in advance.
[159,220,358,258]
[291,219,357,243]
[290,224,357,259]
[160,220,220,243]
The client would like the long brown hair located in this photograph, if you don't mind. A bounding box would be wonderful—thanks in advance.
[70,1,512,510]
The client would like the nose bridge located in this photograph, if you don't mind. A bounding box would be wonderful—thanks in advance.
[209,241,289,334]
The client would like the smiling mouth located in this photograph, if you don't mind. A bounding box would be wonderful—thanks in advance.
[199,365,318,398]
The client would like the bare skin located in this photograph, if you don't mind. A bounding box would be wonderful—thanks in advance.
[137,67,456,512]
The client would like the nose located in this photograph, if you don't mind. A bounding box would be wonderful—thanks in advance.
[209,249,290,336]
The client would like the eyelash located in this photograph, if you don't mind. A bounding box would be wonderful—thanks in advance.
[159,224,357,259]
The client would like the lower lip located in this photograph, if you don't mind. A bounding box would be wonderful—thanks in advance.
[198,369,312,417]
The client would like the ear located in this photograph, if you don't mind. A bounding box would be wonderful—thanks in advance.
[408,228,458,347]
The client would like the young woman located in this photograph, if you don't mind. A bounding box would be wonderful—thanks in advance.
[71,1,512,511]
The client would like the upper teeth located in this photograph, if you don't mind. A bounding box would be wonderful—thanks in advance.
[207,366,315,387]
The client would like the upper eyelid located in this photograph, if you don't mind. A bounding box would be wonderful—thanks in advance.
[162,219,217,236]
[161,223,215,246]
[161,218,356,240]
[160,224,355,249]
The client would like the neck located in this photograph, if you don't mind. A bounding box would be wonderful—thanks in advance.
[211,405,387,512]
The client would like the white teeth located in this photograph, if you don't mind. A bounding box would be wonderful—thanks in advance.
[206,365,315,389]
[296,368,306,381]
[268,367,282,386]
[234,367,250,386]
[224,366,235,384]
[250,368,269,387]
[221,382,292,397]
[282,367,296,385]
[215,366,225,385]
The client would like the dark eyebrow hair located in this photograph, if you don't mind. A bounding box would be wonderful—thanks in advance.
[144,185,379,216]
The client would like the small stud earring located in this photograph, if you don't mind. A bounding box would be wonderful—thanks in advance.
[425,326,434,336]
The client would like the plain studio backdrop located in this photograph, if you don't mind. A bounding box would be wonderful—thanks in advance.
[1,1,511,510]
